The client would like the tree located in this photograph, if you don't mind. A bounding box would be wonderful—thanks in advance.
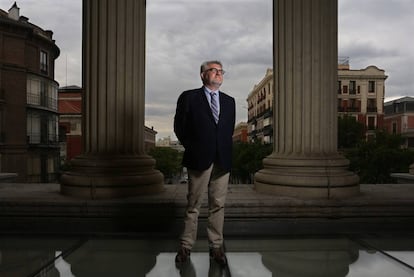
[149,147,183,181]
[231,142,272,184]
[343,130,414,184]
[338,115,365,149]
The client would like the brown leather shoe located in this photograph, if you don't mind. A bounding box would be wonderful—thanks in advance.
[175,246,191,265]
[209,247,227,266]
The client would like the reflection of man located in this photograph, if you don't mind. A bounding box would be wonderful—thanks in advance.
[174,60,236,267]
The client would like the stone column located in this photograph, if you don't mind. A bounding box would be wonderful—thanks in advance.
[60,0,164,199]
[255,0,359,198]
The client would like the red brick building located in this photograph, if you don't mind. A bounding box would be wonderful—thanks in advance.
[0,3,60,182]
[58,86,82,162]
[384,96,414,148]
[233,122,248,143]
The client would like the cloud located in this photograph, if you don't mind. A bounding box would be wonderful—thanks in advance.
[146,0,273,138]
[338,0,414,101]
[3,0,412,139]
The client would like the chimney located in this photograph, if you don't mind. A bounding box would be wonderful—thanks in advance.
[8,2,20,21]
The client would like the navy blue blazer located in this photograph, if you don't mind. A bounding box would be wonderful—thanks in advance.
[174,87,236,172]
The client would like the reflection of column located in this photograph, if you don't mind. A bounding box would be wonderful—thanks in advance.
[260,239,359,277]
[68,240,157,276]
[60,0,163,198]
[255,0,359,198]
[262,251,358,277]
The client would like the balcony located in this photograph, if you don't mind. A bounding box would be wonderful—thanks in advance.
[347,107,361,112]
[248,116,257,124]
[27,93,58,111]
[263,109,273,119]
[27,133,59,146]
[263,125,273,136]
[337,107,361,113]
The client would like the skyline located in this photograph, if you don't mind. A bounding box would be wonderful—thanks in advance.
[0,0,413,140]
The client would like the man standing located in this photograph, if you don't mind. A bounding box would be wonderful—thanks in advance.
[174,60,236,267]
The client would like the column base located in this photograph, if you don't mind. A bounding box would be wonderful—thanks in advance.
[254,154,360,199]
[60,154,164,199]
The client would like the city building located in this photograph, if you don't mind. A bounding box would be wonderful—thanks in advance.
[246,68,274,143]
[232,122,248,143]
[0,3,60,182]
[247,61,387,143]
[156,136,184,152]
[58,86,82,162]
[58,86,157,163]
[144,126,157,153]
[338,61,387,140]
[384,96,414,148]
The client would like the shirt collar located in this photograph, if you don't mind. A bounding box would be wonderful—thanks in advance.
[203,86,218,95]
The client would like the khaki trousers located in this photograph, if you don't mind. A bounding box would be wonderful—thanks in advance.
[180,163,229,249]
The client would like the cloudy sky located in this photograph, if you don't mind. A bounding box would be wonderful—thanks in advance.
[1,0,413,140]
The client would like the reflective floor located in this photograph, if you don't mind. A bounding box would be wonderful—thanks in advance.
[1,234,414,277]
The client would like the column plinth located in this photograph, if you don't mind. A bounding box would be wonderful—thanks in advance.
[60,0,163,199]
[255,154,359,198]
[61,155,163,199]
[254,0,359,198]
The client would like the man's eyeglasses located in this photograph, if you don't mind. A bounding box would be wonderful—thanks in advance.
[205,68,226,75]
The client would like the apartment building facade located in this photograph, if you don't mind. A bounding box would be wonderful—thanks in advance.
[384,96,414,148]
[0,3,60,182]
[247,63,387,143]
[58,86,82,163]
[338,63,387,140]
[247,68,274,143]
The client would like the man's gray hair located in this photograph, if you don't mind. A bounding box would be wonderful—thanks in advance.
[200,60,223,73]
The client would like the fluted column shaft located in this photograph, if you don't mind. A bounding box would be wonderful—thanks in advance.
[255,0,359,198]
[60,0,163,199]
[84,0,144,155]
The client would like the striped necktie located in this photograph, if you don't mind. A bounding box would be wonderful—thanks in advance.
[210,92,219,123]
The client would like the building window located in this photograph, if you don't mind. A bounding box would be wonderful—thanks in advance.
[342,85,348,94]
[349,81,356,94]
[27,112,41,144]
[392,122,397,134]
[40,50,48,74]
[337,81,342,94]
[367,116,376,130]
[368,81,375,93]
[337,99,343,111]
[27,78,41,105]
[349,99,357,112]
[27,76,58,110]
[367,99,377,112]
[406,102,414,112]
[27,112,58,144]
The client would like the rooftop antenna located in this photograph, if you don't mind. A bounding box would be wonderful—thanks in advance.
[65,54,68,87]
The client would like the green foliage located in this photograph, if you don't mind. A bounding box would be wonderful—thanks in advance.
[338,115,365,149]
[149,147,183,179]
[343,130,414,184]
[231,142,272,184]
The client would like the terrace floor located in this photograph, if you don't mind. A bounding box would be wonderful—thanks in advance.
[0,182,414,276]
